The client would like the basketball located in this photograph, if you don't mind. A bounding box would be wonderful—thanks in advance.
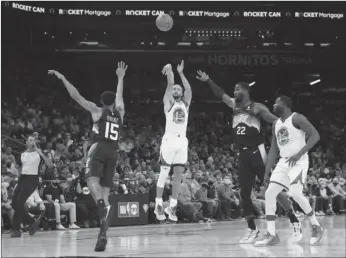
[156,14,173,32]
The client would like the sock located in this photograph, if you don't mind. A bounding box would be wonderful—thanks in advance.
[308,213,320,226]
[247,216,256,230]
[170,198,177,208]
[155,198,163,208]
[267,221,276,236]
[286,209,299,224]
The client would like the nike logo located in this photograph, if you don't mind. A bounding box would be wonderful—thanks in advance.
[253,150,258,154]
[105,205,111,219]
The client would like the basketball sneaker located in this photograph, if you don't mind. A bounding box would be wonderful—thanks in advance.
[94,232,107,252]
[164,206,178,222]
[254,232,280,246]
[154,203,166,221]
[310,225,324,246]
[239,228,260,244]
[291,222,303,243]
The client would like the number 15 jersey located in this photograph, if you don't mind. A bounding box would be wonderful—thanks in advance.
[232,102,263,149]
[91,107,123,148]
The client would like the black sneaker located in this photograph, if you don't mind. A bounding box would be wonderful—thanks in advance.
[10,230,21,238]
[29,219,41,236]
[94,232,107,252]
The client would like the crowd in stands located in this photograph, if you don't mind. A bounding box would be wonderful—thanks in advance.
[2,60,346,233]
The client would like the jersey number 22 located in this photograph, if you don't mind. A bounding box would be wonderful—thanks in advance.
[236,126,246,135]
[105,122,119,140]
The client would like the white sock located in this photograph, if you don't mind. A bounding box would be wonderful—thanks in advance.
[308,214,320,226]
[155,198,163,208]
[170,198,177,208]
[267,221,276,236]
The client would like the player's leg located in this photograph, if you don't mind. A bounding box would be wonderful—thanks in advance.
[288,159,323,245]
[94,152,118,252]
[155,135,173,221]
[164,137,188,222]
[86,143,104,205]
[255,158,289,246]
[238,151,260,243]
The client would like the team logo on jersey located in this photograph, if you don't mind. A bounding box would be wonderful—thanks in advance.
[233,114,249,127]
[277,127,290,146]
[172,107,186,124]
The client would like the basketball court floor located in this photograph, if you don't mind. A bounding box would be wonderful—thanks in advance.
[2,215,345,257]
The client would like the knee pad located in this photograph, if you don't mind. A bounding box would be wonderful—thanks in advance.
[157,166,170,188]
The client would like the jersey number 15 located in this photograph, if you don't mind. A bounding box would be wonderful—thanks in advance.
[105,122,119,141]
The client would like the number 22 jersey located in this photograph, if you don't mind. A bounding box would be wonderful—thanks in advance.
[91,107,123,148]
[232,102,263,149]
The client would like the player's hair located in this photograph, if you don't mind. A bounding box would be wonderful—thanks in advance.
[236,82,250,94]
[279,95,293,109]
[101,91,116,106]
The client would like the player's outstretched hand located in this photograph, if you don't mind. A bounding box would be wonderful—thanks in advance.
[196,70,209,82]
[162,64,172,76]
[48,70,65,80]
[177,60,184,74]
[116,61,128,79]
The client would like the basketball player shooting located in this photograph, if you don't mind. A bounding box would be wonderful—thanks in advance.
[48,61,128,252]
[196,71,299,244]
[155,61,192,223]
[255,96,324,247]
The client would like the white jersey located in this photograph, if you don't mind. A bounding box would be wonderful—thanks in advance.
[165,101,188,137]
[275,112,306,158]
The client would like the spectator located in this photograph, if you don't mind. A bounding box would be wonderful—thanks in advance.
[43,177,80,230]
[217,175,240,220]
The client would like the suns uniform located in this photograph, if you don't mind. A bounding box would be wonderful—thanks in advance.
[86,107,123,187]
[232,102,267,185]
[160,100,189,167]
[270,112,309,190]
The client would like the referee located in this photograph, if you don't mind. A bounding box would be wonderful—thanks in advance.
[11,135,53,238]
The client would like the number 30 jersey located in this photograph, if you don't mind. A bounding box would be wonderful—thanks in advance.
[232,102,263,149]
[91,107,123,148]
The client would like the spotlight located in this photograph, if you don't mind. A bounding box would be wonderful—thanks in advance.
[310,79,321,85]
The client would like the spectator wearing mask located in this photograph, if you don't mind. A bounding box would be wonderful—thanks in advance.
[43,177,80,230]
[316,178,334,215]
[217,175,240,220]
[177,173,206,223]
[329,178,346,213]
[195,182,217,220]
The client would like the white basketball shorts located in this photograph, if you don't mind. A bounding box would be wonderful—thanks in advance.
[270,154,309,190]
[159,134,188,166]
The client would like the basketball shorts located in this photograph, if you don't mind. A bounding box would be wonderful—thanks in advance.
[237,144,267,187]
[86,142,118,188]
[159,134,188,167]
[270,154,309,191]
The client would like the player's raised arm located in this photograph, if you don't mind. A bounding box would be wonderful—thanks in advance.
[115,61,128,121]
[196,70,235,109]
[162,64,175,113]
[177,61,192,107]
[255,103,278,124]
[48,70,100,113]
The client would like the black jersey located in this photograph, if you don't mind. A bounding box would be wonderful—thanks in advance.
[91,108,123,148]
[232,102,263,149]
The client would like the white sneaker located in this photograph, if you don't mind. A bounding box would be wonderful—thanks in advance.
[154,203,166,221]
[292,222,303,243]
[56,224,66,230]
[164,206,178,222]
[239,228,260,244]
[310,225,324,246]
[69,223,80,229]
